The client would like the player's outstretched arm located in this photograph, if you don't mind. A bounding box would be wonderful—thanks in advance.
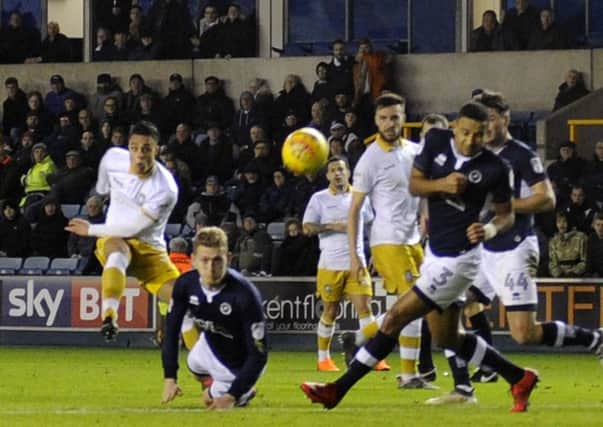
[409,168,467,196]
[161,378,183,403]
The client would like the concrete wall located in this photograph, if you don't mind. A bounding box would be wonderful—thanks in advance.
[0,49,596,116]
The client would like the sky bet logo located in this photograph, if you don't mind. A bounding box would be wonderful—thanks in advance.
[0,277,151,329]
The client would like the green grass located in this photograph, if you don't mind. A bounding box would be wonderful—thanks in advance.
[0,347,601,426]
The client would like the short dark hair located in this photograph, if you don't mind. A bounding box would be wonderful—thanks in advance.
[326,154,350,170]
[483,10,497,19]
[594,211,603,222]
[473,90,510,113]
[205,76,219,84]
[130,121,161,145]
[556,210,568,221]
[331,38,345,47]
[374,93,405,111]
[5,77,18,86]
[316,61,328,74]
[458,101,489,122]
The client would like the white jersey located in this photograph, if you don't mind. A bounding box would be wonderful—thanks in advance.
[303,187,373,271]
[352,136,421,246]
[96,148,178,250]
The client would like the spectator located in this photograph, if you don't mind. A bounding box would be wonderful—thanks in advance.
[232,212,272,275]
[77,109,98,135]
[502,0,540,50]
[163,154,193,224]
[100,96,126,128]
[191,4,222,58]
[273,111,303,150]
[95,0,132,34]
[62,94,80,125]
[20,143,57,215]
[231,91,264,148]
[98,120,113,147]
[587,212,603,277]
[43,112,80,165]
[110,126,128,148]
[307,101,330,137]
[251,139,279,185]
[563,185,595,234]
[67,195,105,275]
[91,73,123,121]
[112,29,131,60]
[123,74,154,119]
[527,8,569,50]
[258,168,293,223]
[194,76,235,132]
[329,92,352,125]
[39,21,72,63]
[0,141,21,201]
[30,196,69,257]
[1,11,41,64]
[585,140,603,209]
[419,113,449,142]
[470,10,519,52]
[25,92,53,138]
[0,199,31,257]
[553,69,590,111]
[329,121,352,150]
[47,150,94,205]
[167,123,202,179]
[272,74,312,130]
[328,137,346,159]
[352,38,392,121]
[127,5,145,45]
[135,93,163,130]
[14,131,34,176]
[93,27,116,61]
[147,0,193,59]
[287,173,328,219]
[326,39,354,100]
[233,162,265,215]
[198,123,234,184]
[273,218,319,276]
[238,124,267,169]
[44,74,85,117]
[248,78,274,118]
[168,237,192,273]
[79,130,106,171]
[2,77,28,140]
[312,62,333,105]
[549,211,587,278]
[162,73,195,136]
[216,4,254,58]
[186,175,232,228]
[546,140,586,200]
[128,28,160,60]
[21,112,46,144]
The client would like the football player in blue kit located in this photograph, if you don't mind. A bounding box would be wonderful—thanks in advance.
[301,101,539,413]
[427,91,603,405]
[161,227,267,410]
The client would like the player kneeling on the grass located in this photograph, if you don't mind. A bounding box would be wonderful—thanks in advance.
[65,121,193,343]
[161,226,268,410]
[303,155,383,372]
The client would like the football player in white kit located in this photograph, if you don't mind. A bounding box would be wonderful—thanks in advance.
[66,121,182,341]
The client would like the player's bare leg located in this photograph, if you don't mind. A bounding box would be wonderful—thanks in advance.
[98,237,131,342]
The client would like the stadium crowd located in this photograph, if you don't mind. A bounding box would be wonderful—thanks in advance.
[0,1,601,279]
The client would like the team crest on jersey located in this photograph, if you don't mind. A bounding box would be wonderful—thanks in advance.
[405,270,413,283]
[251,321,265,340]
[435,154,447,166]
[530,157,544,174]
[135,193,146,204]
[189,295,199,305]
[468,170,483,184]
[220,302,232,315]
[324,285,333,293]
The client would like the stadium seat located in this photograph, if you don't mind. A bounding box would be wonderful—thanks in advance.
[0,257,23,275]
[46,258,79,275]
[61,204,81,219]
[267,222,285,241]
[165,223,182,238]
[18,256,51,275]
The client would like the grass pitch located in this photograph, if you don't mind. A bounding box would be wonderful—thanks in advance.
[0,347,601,427]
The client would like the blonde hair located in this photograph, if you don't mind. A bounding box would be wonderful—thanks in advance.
[194,226,228,252]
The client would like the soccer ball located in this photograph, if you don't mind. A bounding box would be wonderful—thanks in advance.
[282,127,329,175]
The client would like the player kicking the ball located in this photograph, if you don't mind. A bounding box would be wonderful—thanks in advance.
[301,101,539,413]
[66,121,195,344]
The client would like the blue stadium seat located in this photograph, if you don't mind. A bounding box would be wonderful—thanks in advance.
[165,223,182,238]
[46,258,79,275]
[0,257,23,275]
[61,204,81,219]
[267,222,285,241]
[18,256,51,275]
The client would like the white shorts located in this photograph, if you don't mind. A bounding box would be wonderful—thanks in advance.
[470,236,539,310]
[187,333,257,406]
[413,245,480,311]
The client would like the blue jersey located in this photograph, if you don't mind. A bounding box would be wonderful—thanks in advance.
[414,128,512,256]
[484,139,547,252]
[162,268,267,399]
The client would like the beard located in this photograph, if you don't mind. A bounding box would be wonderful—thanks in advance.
[378,128,401,143]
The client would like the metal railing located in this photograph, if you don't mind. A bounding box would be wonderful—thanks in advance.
[567,119,603,142]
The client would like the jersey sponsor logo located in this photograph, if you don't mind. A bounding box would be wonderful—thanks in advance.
[435,154,447,166]
[530,157,544,174]
[468,170,482,184]
[220,302,232,316]
[195,318,234,339]
[189,295,199,305]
